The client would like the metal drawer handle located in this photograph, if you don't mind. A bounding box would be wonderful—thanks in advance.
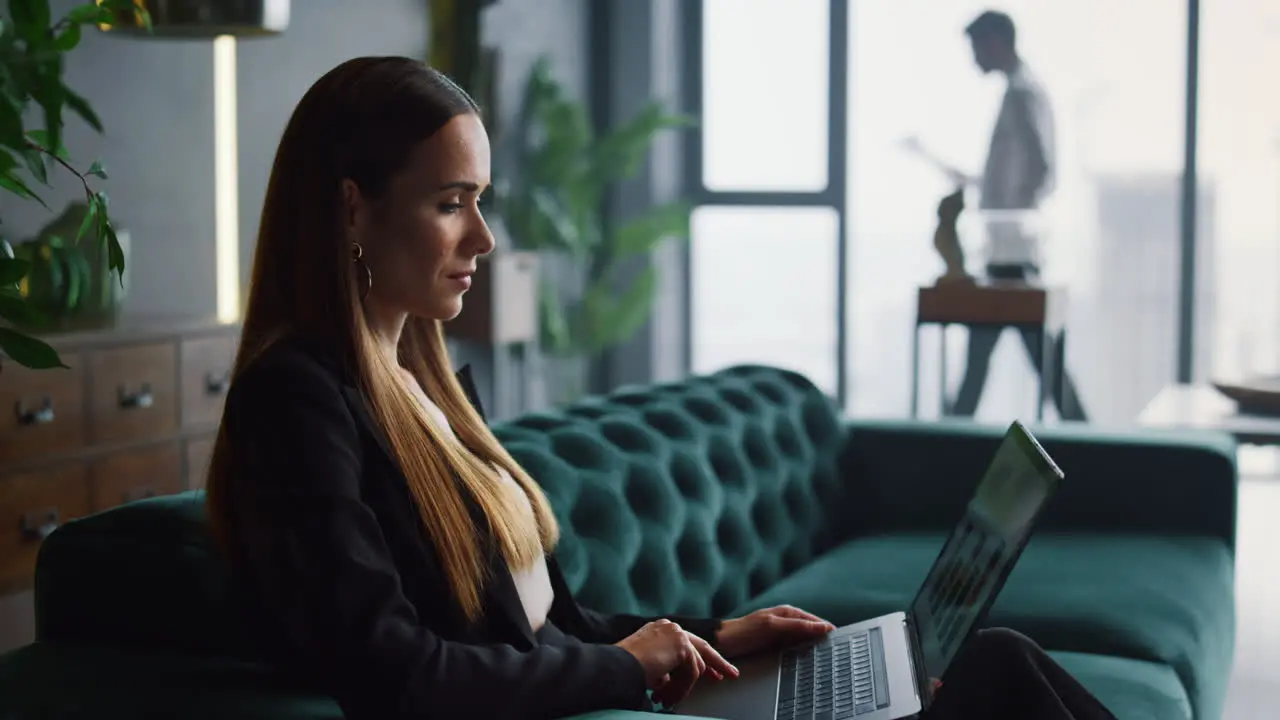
[117,383,154,410]
[20,509,60,541]
[205,371,230,395]
[15,396,55,426]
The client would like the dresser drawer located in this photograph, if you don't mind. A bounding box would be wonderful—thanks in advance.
[180,335,235,428]
[0,355,87,465]
[90,444,183,512]
[88,343,177,446]
[184,435,215,490]
[0,463,91,592]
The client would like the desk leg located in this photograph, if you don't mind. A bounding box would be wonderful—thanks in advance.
[911,323,921,418]
[1036,325,1048,423]
[1056,329,1069,419]
[939,324,949,417]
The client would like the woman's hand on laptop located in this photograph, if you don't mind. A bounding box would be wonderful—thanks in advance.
[713,605,837,660]
[616,619,739,706]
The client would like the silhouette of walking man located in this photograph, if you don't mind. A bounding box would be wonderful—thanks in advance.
[950,10,1087,421]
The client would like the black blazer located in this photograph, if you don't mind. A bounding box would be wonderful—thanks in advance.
[218,334,722,720]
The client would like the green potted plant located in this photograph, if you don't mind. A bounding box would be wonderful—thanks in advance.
[503,57,694,403]
[0,0,147,371]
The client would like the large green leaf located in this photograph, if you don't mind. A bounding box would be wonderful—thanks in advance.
[27,128,68,159]
[582,265,657,354]
[66,3,112,25]
[523,187,582,254]
[0,326,66,369]
[612,201,691,258]
[0,167,46,207]
[62,84,102,132]
[511,54,696,358]
[53,21,80,51]
[74,191,99,242]
[537,279,574,356]
[588,103,695,186]
[0,92,24,151]
[8,0,52,46]
[0,255,28,284]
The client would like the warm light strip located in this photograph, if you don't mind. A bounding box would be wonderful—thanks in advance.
[213,34,241,323]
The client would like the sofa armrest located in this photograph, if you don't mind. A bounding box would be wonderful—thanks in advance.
[839,419,1238,552]
[0,641,343,719]
[0,643,702,720]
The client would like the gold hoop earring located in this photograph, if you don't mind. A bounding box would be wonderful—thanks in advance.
[352,242,372,300]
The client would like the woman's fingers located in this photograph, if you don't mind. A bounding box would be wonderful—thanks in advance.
[654,633,704,706]
[767,614,836,637]
[771,605,828,623]
[689,631,739,679]
[654,663,696,706]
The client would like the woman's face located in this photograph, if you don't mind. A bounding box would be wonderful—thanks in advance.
[346,113,495,323]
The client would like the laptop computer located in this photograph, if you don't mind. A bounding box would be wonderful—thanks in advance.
[675,420,1064,720]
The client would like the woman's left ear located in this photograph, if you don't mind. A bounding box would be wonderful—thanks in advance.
[340,178,363,237]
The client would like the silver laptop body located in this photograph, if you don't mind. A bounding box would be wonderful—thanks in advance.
[675,421,1064,720]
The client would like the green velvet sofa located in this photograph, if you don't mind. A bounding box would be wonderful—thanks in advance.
[0,365,1238,719]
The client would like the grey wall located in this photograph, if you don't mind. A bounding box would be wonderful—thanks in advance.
[597,0,691,389]
[234,0,590,421]
[0,0,216,318]
[1,0,589,327]
[452,0,590,419]
[235,0,430,292]
[2,0,686,413]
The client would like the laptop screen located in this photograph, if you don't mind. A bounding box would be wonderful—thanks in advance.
[908,423,1063,683]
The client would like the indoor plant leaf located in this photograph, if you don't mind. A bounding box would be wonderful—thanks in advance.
[0,326,66,369]
[588,103,696,186]
[538,279,574,356]
[612,201,691,257]
[582,265,657,355]
[0,255,28,285]
[528,187,584,254]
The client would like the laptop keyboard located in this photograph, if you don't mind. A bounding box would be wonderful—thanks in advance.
[775,628,891,720]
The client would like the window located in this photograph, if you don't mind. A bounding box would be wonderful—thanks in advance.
[1197,1,1280,473]
[845,1,1188,424]
[701,0,830,192]
[690,206,840,393]
[687,0,847,398]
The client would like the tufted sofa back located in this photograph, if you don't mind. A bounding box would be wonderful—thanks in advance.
[28,365,850,657]
[493,365,850,620]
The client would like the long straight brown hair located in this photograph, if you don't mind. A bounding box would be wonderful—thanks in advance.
[204,57,559,622]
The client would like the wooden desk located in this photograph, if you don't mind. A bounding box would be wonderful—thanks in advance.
[0,316,237,652]
[1139,384,1280,446]
[912,282,1069,421]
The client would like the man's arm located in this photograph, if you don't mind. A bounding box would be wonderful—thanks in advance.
[1007,86,1052,202]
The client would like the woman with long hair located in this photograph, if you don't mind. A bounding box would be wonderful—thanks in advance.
[205,57,1116,720]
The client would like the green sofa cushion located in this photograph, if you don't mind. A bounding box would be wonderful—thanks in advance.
[28,365,850,659]
[2,364,1235,720]
[0,642,342,719]
[492,365,852,619]
[1049,651,1192,720]
[739,532,1233,720]
[0,644,1188,720]
[31,492,254,658]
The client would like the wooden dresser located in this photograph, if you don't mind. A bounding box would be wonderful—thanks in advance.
[0,317,239,651]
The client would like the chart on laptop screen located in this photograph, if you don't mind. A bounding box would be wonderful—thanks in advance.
[910,431,1059,682]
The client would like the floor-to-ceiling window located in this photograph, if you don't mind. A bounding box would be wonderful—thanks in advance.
[686,0,848,398]
[1197,0,1280,473]
[845,2,1190,425]
[686,1,1205,426]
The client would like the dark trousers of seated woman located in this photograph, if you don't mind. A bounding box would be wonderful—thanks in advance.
[924,628,1116,720]
[950,263,1088,421]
